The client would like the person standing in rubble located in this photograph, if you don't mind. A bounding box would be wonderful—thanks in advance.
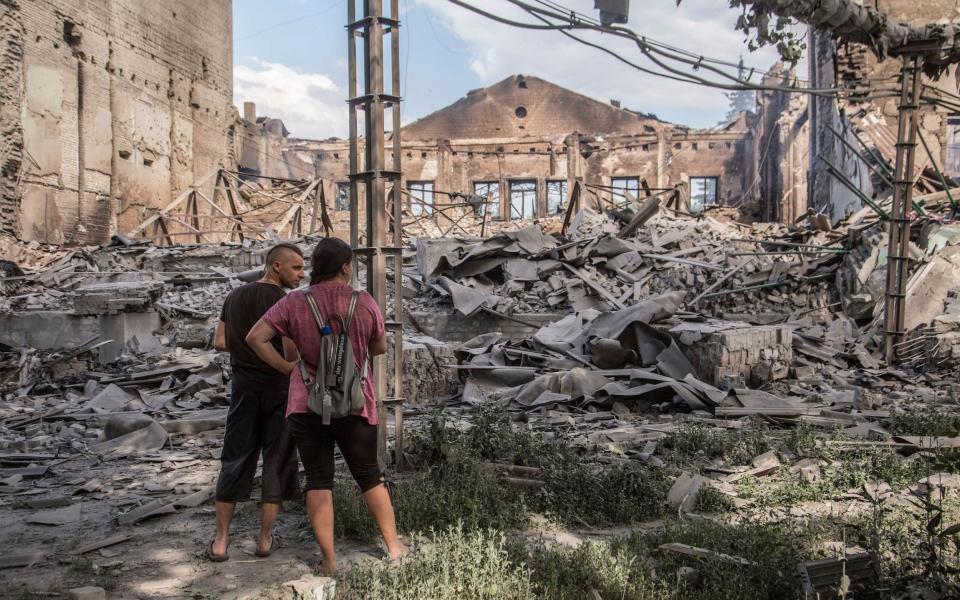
[208,243,305,562]
[245,237,408,574]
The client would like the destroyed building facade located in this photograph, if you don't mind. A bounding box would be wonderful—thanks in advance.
[758,0,960,224]
[239,75,757,231]
[0,0,234,246]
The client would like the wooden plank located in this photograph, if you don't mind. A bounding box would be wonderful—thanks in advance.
[714,406,822,417]
[562,263,626,310]
[689,259,754,306]
[658,543,753,566]
[560,181,582,236]
[274,178,322,236]
[618,193,662,238]
[127,167,220,237]
[71,534,131,555]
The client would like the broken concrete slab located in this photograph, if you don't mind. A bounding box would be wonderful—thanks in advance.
[27,502,82,525]
[66,586,106,600]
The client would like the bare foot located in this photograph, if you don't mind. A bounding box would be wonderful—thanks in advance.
[316,559,337,576]
[388,542,410,562]
[211,537,228,558]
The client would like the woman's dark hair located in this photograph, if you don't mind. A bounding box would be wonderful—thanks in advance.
[310,237,353,284]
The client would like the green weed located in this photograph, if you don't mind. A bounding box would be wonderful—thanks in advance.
[338,524,534,600]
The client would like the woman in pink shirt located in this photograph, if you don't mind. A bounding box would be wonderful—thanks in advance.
[246,237,407,573]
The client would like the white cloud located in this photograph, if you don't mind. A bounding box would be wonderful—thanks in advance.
[416,0,797,127]
[234,59,348,139]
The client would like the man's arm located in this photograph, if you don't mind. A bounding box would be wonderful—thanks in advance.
[213,320,227,351]
[246,319,297,375]
[282,337,299,362]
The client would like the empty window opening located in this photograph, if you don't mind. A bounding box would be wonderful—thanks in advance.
[408,181,435,216]
[947,116,960,178]
[546,180,567,215]
[611,176,640,203]
[473,181,500,218]
[335,182,350,211]
[515,106,527,118]
[509,180,537,219]
[689,176,719,213]
[62,21,81,47]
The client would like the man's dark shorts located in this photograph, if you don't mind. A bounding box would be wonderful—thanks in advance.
[215,367,299,503]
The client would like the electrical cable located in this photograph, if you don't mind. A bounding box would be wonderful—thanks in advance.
[446,0,840,96]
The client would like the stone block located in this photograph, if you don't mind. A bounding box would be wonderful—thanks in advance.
[669,320,792,387]
[67,587,106,600]
[386,335,459,404]
[282,575,336,600]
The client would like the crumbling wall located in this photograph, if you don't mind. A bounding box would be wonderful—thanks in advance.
[0,0,23,239]
[238,77,755,230]
[809,31,872,223]
[756,65,810,223]
[3,0,233,244]
[274,127,754,229]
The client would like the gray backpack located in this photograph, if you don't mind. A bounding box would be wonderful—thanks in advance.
[298,289,369,425]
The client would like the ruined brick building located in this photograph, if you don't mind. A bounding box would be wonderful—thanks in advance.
[0,0,234,245]
[239,75,756,226]
[757,0,960,224]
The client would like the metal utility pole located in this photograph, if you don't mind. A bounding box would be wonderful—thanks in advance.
[883,54,923,365]
[347,0,405,467]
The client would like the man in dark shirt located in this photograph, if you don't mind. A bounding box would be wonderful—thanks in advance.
[208,243,304,561]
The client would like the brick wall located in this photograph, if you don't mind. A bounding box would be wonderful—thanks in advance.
[1,0,233,244]
[237,76,755,229]
[0,0,24,238]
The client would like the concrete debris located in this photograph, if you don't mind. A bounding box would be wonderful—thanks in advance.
[2,176,960,598]
[66,587,106,600]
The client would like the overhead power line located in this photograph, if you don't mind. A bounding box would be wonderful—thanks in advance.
[444,0,841,97]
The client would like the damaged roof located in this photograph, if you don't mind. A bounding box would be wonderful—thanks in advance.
[402,74,669,141]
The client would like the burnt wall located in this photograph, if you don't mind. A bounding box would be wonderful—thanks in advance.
[1,0,233,245]
[251,126,754,233]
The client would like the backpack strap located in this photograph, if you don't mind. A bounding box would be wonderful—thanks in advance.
[344,291,372,384]
[343,290,360,332]
[298,289,326,386]
[343,291,369,383]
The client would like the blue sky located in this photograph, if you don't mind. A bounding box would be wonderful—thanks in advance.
[233,0,800,139]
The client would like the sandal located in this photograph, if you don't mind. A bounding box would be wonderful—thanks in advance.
[254,533,283,558]
[207,540,229,562]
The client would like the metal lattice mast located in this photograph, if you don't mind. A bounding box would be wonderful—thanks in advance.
[347,0,404,467]
[883,55,924,365]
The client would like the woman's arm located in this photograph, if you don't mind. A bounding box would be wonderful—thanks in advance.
[369,333,388,357]
[282,337,299,362]
[246,319,297,375]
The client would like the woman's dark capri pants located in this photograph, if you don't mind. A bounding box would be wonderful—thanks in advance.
[287,413,383,493]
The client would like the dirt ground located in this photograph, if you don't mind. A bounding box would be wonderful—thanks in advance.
[0,442,389,599]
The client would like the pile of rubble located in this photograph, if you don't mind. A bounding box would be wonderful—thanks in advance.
[408,203,843,324]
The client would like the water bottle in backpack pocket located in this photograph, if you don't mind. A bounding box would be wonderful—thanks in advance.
[298,289,369,425]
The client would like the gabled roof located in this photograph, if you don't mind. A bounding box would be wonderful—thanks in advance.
[401,74,667,141]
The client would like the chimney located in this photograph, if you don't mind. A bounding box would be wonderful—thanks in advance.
[610,99,621,108]
[243,101,256,122]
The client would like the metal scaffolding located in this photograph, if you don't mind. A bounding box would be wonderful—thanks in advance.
[883,55,924,365]
[347,0,405,468]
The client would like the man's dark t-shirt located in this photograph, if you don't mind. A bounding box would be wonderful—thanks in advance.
[220,282,286,375]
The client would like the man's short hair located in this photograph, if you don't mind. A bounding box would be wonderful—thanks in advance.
[264,243,303,268]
